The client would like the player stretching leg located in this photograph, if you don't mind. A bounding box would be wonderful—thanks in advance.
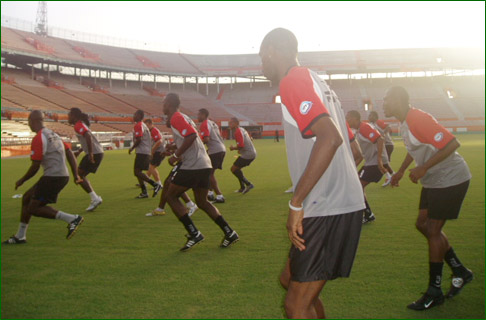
[229,118,256,194]
[163,93,239,251]
[385,86,473,310]
[3,111,84,244]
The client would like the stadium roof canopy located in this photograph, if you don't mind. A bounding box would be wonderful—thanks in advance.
[2,26,484,78]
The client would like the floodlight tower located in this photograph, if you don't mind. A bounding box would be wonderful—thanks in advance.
[34,1,48,36]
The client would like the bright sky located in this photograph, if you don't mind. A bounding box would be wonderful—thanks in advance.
[1,1,485,54]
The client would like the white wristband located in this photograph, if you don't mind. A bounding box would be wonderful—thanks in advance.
[289,200,303,211]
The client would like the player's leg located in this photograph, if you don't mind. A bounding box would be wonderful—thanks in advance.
[149,164,161,186]
[360,178,375,223]
[285,280,327,319]
[181,192,198,216]
[209,168,225,203]
[78,167,103,212]
[230,164,246,192]
[3,186,36,244]
[280,259,325,319]
[134,154,158,197]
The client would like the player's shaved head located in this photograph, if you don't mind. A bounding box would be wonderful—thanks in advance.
[28,110,44,132]
[163,93,181,116]
[260,28,298,59]
[386,86,410,107]
[347,110,361,121]
[368,111,379,122]
[144,118,152,125]
[383,86,411,120]
[133,109,144,122]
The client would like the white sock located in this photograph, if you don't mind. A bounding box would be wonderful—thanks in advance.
[386,172,392,179]
[55,211,77,223]
[155,207,164,212]
[216,194,224,199]
[208,191,215,197]
[186,201,195,208]
[89,191,98,201]
[15,222,28,240]
[156,180,162,185]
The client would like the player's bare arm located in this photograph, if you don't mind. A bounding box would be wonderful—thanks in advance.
[202,136,210,145]
[350,139,363,167]
[15,160,41,190]
[409,138,460,184]
[376,136,386,174]
[74,147,83,158]
[129,136,142,154]
[288,116,344,251]
[168,133,197,166]
[391,152,414,187]
[65,147,82,184]
[152,139,162,155]
[85,131,95,163]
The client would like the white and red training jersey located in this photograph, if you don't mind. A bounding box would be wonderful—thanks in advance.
[371,119,394,146]
[133,121,151,155]
[149,127,166,153]
[234,127,256,160]
[280,66,364,218]
[170,111,212,170]
[74,120,104,155]
[31,127,69,177]
[200,119,226,155]
[401,108,471,188]
[356,122,389,166]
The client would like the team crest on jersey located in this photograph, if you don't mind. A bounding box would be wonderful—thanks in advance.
[300,101,313,115]
[434,132,443,142]
[369,133,374,138]
[182,129,187,136]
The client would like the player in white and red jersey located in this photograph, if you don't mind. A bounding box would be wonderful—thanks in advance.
[260,28,365,319]
[162,93,239,251]
[229,118,256,194]
[368,111,395,186]
[3,110,84,245]
[128,110,161,198]
[346,110,389,223]
[144,118,166,191]
[385,86,473,310]
[68,108,103,212]
[198,108,226,203]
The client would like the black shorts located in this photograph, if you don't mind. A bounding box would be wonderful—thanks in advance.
[209,152,226,170]
[134,153,150,171]
[150,151,165,167]
[358,165,384,183]
[234,156,254,169]
[32,176,69,204]
[171,167,212,189]
[289,211,363,282]
[419,180,470,220]
[79,153,103,174]
[385,144,394,161]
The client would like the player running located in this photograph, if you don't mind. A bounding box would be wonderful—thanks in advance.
[163,93,239,251]
[128,110,162,198]
[3,110,84,244]
[368,111,395,186]
[385,86,473,310]
[260,28,365,319]
[144,118,165,191]
[198,108,226,203]
[346,110,389,224]
[229,117,256,194]
[68,107,104,211]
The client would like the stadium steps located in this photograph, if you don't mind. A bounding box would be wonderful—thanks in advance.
[217,101,256,125]
[178,54,205,75]
[10,84,71,111]
[1,97,29,110]
[59,89,116,114]
[103,93,143,115]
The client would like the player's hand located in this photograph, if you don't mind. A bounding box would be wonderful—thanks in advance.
[168,156,178,166]
[409,166,427,184]
[89,153,95,164]
[287,206,306,252]
[229,145,236,151]
[128,148,133,155]
[377,161,387,174]
[74,175,83,185]
[391,171,403,187]
[15,179,24,190]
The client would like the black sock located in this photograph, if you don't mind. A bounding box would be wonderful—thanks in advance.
[429,262,443,289]
[179,214,199,237]
[232,169,246,189]
[236,169,251,186]
[147,179,157,188]
[364,198,372,219]
[215,215,233,235]
[444,247,467,276]
[141,183,147,194]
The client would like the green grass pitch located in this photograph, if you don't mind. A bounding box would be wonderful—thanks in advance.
[1,135,484,319]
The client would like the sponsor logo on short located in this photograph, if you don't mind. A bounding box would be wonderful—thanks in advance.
[434,132,443,142]
[300,101,313,115]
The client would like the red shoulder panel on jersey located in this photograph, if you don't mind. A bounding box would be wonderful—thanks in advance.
[151,127,162,142]
[346,122,355,142]
[200,119,210,138]
[30,130,43,161]
[235,127,245,148]
[406,108,455,149]
[74,121,89,136]
[133,122,144,137]
[359,122,380,143]
[279,67,330,139]
[170,112,196,137]
[375,119,387,130]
